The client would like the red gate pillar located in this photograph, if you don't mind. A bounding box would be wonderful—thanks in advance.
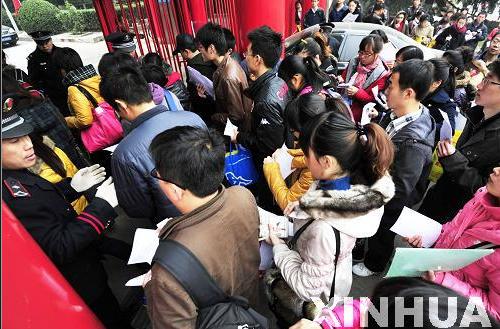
[92,0,119,52]
[187,0,208,33]
[236,0,286,50]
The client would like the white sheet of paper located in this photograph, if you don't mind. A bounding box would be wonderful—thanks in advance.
[390,207,443,248]
[223,118,239,137]
[128,228,159,265]
[342,13,359,22]
[187,66,214,98]
[125,273,148,286]
[258,207,290,238]
[372,85,379,97]
[361,102,376,126]
[275,144,296,179]
[103,144,118,153]
[439,109,453,141]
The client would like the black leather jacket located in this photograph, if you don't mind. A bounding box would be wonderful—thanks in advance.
[237,70,289,167]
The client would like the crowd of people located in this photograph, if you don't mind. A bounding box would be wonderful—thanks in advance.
[2,9,500,329]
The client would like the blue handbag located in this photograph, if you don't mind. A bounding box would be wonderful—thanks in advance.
[224,143,259,186]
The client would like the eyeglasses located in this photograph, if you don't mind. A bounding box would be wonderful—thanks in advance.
[150,168,185,190]
[358,50,375,57]
[482,76,500,87]
[243,51,257,59]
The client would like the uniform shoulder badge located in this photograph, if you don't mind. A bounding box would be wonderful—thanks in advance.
[3,177,31,198]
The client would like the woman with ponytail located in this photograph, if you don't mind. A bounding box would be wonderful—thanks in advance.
[422,57,459,139]
[265,110,395,325]
[278,55,331,97]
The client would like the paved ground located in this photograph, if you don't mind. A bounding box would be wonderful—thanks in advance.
[3,38,109,74]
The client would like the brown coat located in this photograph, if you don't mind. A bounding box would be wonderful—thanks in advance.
[212,55,253,131]
[144,186,261,329]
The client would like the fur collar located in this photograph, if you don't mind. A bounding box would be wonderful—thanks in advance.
[28,136,55,175]
[299,174,395,217]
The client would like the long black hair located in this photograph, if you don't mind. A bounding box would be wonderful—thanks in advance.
[429,57,456,98]
[299,109,394,185]
[278,55,329,93]
[30,134,67,178]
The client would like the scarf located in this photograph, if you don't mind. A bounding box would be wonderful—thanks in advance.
[63,64,98,87]
[394,21,404,32]
[353,57,382,89]
[453,23,467,34]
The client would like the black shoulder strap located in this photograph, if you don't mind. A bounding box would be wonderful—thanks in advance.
[74,85,99,108]
[153,239,228,309]
[288,218,315,249]
[329,227,341,300]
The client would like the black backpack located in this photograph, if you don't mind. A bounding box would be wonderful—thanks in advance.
[153,239,269,329]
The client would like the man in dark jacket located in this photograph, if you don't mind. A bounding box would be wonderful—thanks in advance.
[27,31,69,116]
[304,0,326,28]
[419,60,500,223]
[100,66,206,224]
[233,26,289,211]
[173,33,217,123]
[465,12,488,52]
[367,0,389,25]
[363,3,386,25]
[353,59,436,276]
[406,0,423,22]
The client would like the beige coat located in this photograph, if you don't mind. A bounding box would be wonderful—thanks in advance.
[145,186,261,329]
[273,175,395,302]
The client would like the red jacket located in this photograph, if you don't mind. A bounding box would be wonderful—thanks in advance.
[342,58,390,122]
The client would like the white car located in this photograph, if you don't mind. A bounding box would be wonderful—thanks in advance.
[286,22,443,71]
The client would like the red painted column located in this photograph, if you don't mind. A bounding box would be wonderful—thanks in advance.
[236,0,286,50]
[2,202,105,329]
[92,0,118,52]
[188,0,208,33]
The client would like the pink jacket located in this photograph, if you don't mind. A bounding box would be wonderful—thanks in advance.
[432,187,500,320]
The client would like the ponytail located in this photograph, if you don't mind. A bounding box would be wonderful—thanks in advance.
[300,112,393,185]
[31,134,67,178]
[358,123,394,184]
[313,32,333,61]
[303,56,329,92]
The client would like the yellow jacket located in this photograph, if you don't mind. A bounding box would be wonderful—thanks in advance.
[263,148,313,211]
[32,138,88,214]
[66,75,104,129]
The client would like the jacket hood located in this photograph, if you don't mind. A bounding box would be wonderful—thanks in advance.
[149,83,165,105]
[63,64,98,87]
[298,174,395,237]
[392,106,436,149]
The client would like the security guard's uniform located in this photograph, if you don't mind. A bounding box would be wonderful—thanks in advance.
[2,169,117,308]
[27,31,69,116]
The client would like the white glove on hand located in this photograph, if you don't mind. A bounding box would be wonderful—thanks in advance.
[95,177,118,208]
[70,164,106,192]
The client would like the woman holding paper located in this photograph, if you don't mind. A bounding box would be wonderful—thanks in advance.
[342,35,390,123]
[340,0,363,23]
[264,111,395,324]
[263,94,351,210]
[407,167,500,320]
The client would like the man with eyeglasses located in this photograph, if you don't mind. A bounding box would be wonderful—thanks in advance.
[419,59,500,224]
[27,31,70,116]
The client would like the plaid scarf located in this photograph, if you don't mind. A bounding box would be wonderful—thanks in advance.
[63,64,98,87]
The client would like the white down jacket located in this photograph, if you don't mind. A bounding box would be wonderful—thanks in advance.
[273,174,395,302]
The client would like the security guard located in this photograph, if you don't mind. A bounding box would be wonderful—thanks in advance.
[27,31,69,116]
[105,31,137,56]
[2,110,130,328]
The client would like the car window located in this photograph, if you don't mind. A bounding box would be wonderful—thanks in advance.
[340,34,365,62]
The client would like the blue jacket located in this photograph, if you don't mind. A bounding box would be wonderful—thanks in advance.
[112,105,206,223]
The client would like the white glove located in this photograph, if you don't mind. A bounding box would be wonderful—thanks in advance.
[95,177,118,208]
[70,164,106,192]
